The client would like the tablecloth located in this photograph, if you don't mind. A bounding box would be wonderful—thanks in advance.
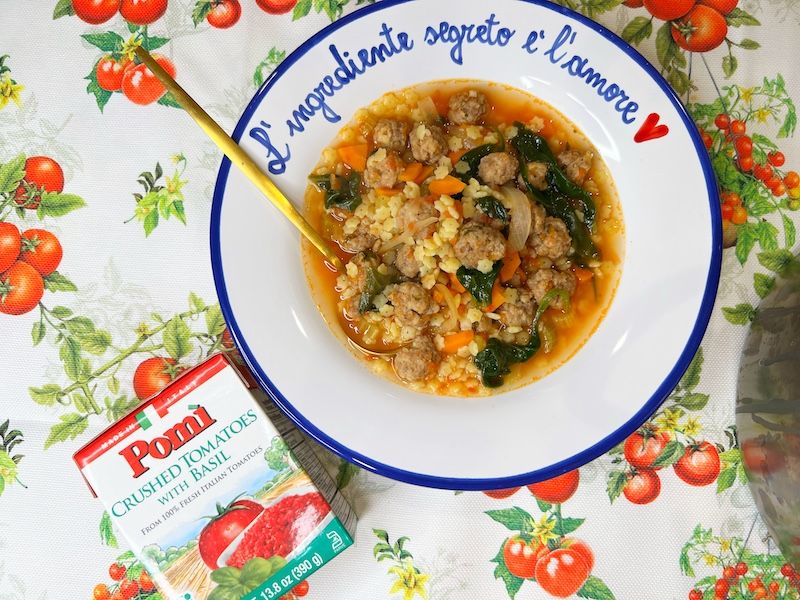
[1,1,798,598]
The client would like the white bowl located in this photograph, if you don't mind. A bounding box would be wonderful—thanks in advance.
[211,0,721,489]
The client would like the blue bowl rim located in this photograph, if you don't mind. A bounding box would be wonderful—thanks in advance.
[210,0,723,490]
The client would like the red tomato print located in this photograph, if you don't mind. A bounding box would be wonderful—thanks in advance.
[560,538,594,571]
[122,55,176,105]
[293,580,309,597]
[623,0,645,6]
[0,223,21,274]
[503,537,548,579]
[72,0,121,24]
[624,428,669,469]
[20,229,63,276]
[138,570,155,591]
[14,156,64,210]
[96,56,131,92]
[0,262,44,316]
[108,563,126,581]
[527,470,579,504]
[742,438,785,475]
[132,357,177,399]
[120,0,168,24]
[207,0,241,28]
[483,487,521,499]
[255,0,298,15]
[674,442,721,486]
[699,0,738,14]
[623,469,661,504]
[93,584,111,600]
[535,548,592,598]
[672,6,728,53]
[199,499,264,569]
[119,580,138,600]
[643,0,695,21]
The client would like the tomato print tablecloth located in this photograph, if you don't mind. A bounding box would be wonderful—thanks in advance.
[1,1,799,599]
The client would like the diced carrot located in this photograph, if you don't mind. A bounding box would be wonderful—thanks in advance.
[499,250,521,283]
[432,288,445,304]
[449,272,466,293]
[448,149,468,164]
[337,144,369,172]
[485,281,506,313]
[375,187,399,196]
[399,162,424,182]
[415,165,435,184]
[574,267,594,284]
[429,176,467,197]
[452,201,464,218]
[442,330,475,354]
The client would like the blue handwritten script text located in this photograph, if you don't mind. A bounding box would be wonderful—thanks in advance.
[423,14,515,65]
[543,24,639,124]
[284,23,413,138]
[248,121,291,175]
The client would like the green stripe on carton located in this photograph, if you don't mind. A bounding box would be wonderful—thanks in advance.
[243,518,353,600]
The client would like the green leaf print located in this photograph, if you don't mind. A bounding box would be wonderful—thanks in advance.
[37,192,86,217]
[606,470,626,503]
[676,393,710,411]
[157,92,182,108]
[577,575,615,600]
[758,249,798,276]
[81,32,125,52]
[554,517,585,536]
[52,0,75,18]
[99,511,118,547]
[293,0,312,20]
[485,507,533,532]
[651,441,686,468]
[491,545,524,599]
[44,413,89,448]
[754,273,776,299]
[680,348,703,392]
[0,154,25,193]
[43,272,78,292]
[85,61,113,112]
[253,48,287,87]
[620,16,653,46]
[726,7,760,27]
[29,385,62,406]
[336,459,359,490]
[716,466,737,493]
[722,304,757,325]
[164,317,192,360]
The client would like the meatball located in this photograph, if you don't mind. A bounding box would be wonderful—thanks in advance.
[364,149,404,189]
[395,244,421,278]
[529,217,572,260]
[389,282,435,327]
[528,269,576,310]
[454,222,507,270]
[479,152,519,187]
[497,300,534,328]
[393,335,440,382]
[348,252,380,291]
[373,119,409,152]
[557,150,593,185]
[340,220,377,253]
[531,201,547,236]
[448,90,488,125]
[409,123,447,165]
[397,197,437,239]
[525,161,549,191]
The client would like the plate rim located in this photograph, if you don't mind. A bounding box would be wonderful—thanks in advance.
[210,0,723,490]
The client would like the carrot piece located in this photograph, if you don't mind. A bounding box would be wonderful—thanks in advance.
[337,144,369,172]
[448,149,468,164]
[399,162,424,182]
[574,267,594,284]
[500,250,521,283]
[449,272,466,293]
[415,165,435,184]
[432,288,445,304]
[375,187,399,196]
[429,176,467,197]
[442,330,475,354]
[485,281,506,313]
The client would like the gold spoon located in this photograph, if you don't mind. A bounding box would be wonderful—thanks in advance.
[134,46,343,272]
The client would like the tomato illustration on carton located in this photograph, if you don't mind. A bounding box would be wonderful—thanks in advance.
[74,354,356,600]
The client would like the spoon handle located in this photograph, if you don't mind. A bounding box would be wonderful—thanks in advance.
[134,47,344,272]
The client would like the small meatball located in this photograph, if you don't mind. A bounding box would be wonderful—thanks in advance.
[530,201,547,236]
[395,244,421,278]
[448,90,488,125]
[557,150,593,185]
[454,222,507,270]
[397,197,437,239]
[410,123,447,165]
[348,252,380,291]
[497,300,534,328]
[525,161,549,191]
[393,336,440,382]
[528,269,576,310]
[373,119,409,152]
[340,220,377,253]
[364,149,404,189]
[479,152,519,187]
[529,217,572,260]
[389,282,435,327]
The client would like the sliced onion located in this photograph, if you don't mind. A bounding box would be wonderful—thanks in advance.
[379,217,439,253]
[503,185,532,252]
[435,283,459,332]
[418,96,439,122]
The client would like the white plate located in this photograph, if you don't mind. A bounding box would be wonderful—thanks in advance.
[211,0,721,489]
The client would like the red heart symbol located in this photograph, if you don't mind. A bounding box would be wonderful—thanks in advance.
[635,113,669,143]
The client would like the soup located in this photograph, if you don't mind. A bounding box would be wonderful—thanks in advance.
[302,81,624,397]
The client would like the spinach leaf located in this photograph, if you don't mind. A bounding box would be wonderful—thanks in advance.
[475,197,509,223]
[457,261,503,306]
[511,123,599,265]
[475,288,569,388]
[358,264,398,313]
[310,172,362,212]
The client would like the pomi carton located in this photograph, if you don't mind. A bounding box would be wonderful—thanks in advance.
[75,354,356,600]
